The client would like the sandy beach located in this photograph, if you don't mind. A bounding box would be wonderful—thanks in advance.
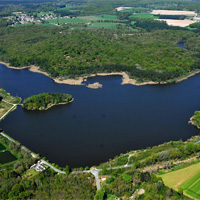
[1,61,200,87]
[0,61,30,70]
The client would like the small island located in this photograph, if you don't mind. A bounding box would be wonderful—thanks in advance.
[189,111,200,129]
[22,93,73,111]
[86,82,103,89]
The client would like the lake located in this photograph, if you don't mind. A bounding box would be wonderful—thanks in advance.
[0,64,199,167]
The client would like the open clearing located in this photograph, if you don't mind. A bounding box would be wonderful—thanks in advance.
[46,15,118,25]
[116,7,132,11]
[160,162,200,199]
[157,19,195,27]
[87,22,123,29]
[130,13,158,19]
[151,10,196,16]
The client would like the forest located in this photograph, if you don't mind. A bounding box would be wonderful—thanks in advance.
[0,25,200,83]
[22,93,73,110]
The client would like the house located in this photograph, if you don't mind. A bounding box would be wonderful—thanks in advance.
[100,176,107,182]
[30,162,46,171]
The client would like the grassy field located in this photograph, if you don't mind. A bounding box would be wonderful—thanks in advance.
[160,162,200,199]
[45,14,124,29]
[130,13,159,19]
[119,7,145,12]
[37,11,53,16]
[0,88,21,120]
[46,14,118,24]
[87,22,123,29]
[47,17,87,24]
[23,169,40,179]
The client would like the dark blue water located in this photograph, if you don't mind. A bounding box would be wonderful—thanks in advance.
[178,42,185,49]
[0,64,199,167]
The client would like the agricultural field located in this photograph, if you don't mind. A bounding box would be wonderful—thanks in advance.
[46,14,118,24]
[130,13,159,19]
[157,19,195,27]
[87,22,124,29]
[151,10,196,16]
[45,14,123,29]
[160,162,200,199]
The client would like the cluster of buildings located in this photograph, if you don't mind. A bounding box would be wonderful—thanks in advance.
[31,161,46,172]
[5,12,56,25]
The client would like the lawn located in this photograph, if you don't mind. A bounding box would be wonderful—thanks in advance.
[130,13,159,19]
[160,162,200,199]
[23,169,40,179]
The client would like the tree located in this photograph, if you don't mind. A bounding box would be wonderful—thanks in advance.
[64,165,70,175]
[94,189,106,200]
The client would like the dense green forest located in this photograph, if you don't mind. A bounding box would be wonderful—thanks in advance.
[0,25,200,83]
[22,93,73,110]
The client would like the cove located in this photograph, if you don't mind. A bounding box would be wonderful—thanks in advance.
[0,63,200,167]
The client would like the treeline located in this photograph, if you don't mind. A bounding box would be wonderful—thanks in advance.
[22,93,73,110]
[156,15,187,20]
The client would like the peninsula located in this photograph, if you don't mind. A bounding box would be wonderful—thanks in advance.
[189,111,200,129]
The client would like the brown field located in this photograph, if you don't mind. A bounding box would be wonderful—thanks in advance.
[0,101,12,117]
[151,10,196,16]
[157,19,195,27]
[115,7,132,11]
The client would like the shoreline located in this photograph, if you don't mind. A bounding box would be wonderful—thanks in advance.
[1,61,200,86]
[23,98,74,111]
[188,116,200,129]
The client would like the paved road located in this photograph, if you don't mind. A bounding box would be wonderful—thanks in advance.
[40,160,66,174]
[0,103,16,121]
[0,99,20,121]
[0,132,15,143]
[84,169,102,190]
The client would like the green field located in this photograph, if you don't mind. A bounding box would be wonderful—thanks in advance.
[23,169,40,179]
[45,14,122,29]
[37,11,53,16]
[87,22,123,29]
[46,14,118,24]
[119,7,146,12]
[47,17,87,24]
[160,162,200,199]
[130,13,159,19]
